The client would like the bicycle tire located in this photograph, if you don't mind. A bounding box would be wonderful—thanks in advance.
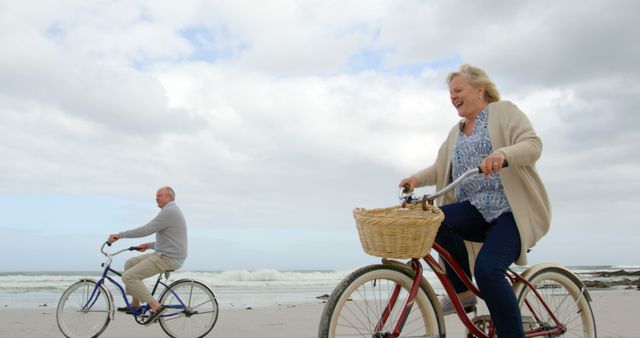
[516,266,597,338]
[158,279,219,338]
[318,264,443,338]
[56,279,112,338]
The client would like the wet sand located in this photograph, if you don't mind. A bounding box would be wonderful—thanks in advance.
[0,289,636,337]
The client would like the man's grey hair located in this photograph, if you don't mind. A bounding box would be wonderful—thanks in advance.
[163,186,176,199]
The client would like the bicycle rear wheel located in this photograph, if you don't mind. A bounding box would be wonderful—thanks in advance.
[516,267,596,338]
[56,279,111,338]
[159,279,219,338]
[318,264,443,338]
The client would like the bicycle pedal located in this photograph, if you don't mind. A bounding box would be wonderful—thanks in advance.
[464,305,476,314]
[521,315,537,330]
[143,318,158,326]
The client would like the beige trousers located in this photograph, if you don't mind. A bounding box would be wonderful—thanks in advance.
[122,252,179,304]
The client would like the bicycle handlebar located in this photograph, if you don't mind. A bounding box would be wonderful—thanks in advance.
[101,242,140,257]
[401,160,509,208]
[100,242,140,267]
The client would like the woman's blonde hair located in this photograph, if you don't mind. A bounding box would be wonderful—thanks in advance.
[446,64,500,103]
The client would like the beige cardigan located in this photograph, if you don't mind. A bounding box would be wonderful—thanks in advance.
[412,100,551,265]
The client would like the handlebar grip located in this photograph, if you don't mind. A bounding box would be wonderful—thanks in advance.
[401,183,411,193]
[106,241,112,247]
[129,246,139,251]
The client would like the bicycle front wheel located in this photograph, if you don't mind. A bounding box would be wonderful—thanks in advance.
[159,279,219,338]
[56,279,111,338]
[517,267,597,338]
[318,264,443,338]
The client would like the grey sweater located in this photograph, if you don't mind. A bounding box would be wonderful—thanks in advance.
[118,201,188,267]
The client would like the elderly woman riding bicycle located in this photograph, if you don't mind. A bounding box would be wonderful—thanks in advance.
[399,64,551,338]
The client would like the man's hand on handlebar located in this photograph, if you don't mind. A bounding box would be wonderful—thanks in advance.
[107,234,120,244]
[106,236,149,252]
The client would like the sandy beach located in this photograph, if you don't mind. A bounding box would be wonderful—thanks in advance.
[0,289,637,337]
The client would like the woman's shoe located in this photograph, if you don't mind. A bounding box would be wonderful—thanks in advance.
[439,294,477,315]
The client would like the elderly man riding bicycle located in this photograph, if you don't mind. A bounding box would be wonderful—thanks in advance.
[107,186,188,324]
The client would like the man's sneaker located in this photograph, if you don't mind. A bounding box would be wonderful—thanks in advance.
[117,306,139,315]
[144,305,167,326]
[440,294,477,316]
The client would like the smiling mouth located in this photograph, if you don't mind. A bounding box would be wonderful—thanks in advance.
[454,101,464,108]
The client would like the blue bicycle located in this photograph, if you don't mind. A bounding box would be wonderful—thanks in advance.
[56,242,219,338]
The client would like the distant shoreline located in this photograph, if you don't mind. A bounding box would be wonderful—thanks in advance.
[1,267,638,310]
[1,264,639,273]
[578,269,640,289]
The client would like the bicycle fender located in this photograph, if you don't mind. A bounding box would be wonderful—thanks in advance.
[512,263,592,302]
[77,278,116,320]
[382,259,447,336]
[159,278,188,299]
[164,278,201,289]
[159,278,209,299]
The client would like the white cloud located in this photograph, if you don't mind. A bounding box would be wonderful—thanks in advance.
[0,0,639,269]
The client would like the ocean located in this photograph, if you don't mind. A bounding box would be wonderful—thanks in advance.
[0,269,353,309]
[1,265,638,309]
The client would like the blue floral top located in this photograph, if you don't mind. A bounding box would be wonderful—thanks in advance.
[452,107,511,222]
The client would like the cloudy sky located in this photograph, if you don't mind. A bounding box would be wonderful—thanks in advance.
[1,0,638,272]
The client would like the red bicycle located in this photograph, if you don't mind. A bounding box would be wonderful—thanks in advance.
[318,167,596,338]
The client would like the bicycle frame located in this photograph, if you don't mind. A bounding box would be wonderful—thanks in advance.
[374,259,425,337]
[385,165,569,337]
[58,242,220,338]
[380,243,567,338]
[80,244,189,322]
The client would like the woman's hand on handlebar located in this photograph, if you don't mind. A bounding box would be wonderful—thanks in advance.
[480,152,506,176]
[136,243,150,252]
[398,176,418,193]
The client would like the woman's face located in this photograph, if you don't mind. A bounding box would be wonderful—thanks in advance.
[449,75,486,119]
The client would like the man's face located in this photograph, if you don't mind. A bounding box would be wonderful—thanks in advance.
[156,189,173,208]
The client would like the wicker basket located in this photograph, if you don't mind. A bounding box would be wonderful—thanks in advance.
[353,203,444,259]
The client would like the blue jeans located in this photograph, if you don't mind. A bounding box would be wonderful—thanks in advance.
[435,200,524,338]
